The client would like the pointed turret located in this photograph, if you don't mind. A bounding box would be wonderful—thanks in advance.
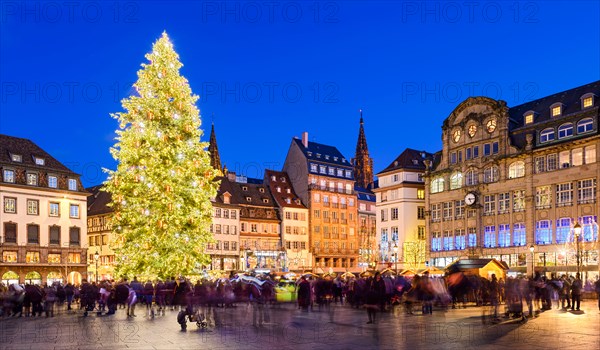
[353,110,374,188]
[208,123,222,171]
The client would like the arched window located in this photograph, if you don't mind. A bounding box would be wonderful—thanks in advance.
[483,166,499,183]
[540,128,555,143]
[508,161,525,179]
[577,118,594,134]
[465,169,478,186]
[430,178,444,193]
[558,123,574,139]
[450,172,462,190]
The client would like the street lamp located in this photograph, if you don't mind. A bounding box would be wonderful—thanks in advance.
[393,242,399,275]
[573,222,582,275]
[94,249,99,283]
[529,245,535,278]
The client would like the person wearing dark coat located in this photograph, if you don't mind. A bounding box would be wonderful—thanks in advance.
[64,283,75,310]
[365,273,386,324]
[297,277,311,311]
[80,279,97,317]
[115,279,130,309]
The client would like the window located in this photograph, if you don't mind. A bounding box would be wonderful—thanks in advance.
[25,199,38,216]
[535,220,552,244]
[450,152,457,164]
[534,156,545,173]
[577,118,594,133]
[524,113,534,124]
[26,251,40,263]
[417,189,425,199]
[27,224,39,244]
[310,164,317,172]
[251,224,258,233]
[498,193,510,213]
[455,229,466,250]
[559,150,570,168]
[430,178,444,193]
[585,145,596,164]
[431,232,442,251]
[391,208,399,220]
[578,178,596,203]
[443,202,453,220]
[4,223,17,243]
[3,169,15,183]
[536,186,552,208]
[337,169,343,177]
[484,195,495,214]
[572,148,583,166]
[508,161,525,179]
[319,166,326,174]
[483,166,499,183]
[582,95,594,108]
[391,227,399,242]
[443,231,453,251]
[417,206,425,220]
[10,154,22,162]
[467,228,477,247]
[430,203,441,222]
[231,210,237,219]
[46,175,58,188]
[580,215,598,242]
[540,128,555,143]
[345,170,352,178]
[556,183,573,206]
[513,190,525,211]
[26,173,38,186]
[328,167,335,176]
[69,204,80,218]
[498,224,510,247]
[513,223,526,246]
[3,251,17,263]
[49,226,60,245]
[4,197,16,213]
[223,209,229,219]
[48,253,61,264]
[458,150,463,162]
[547,153,558,171]
[492,142,499,154]
[33,156,45,165]
[450,172,462,189]
[465,169,478,186]
[473,146,479,158]
[69,227,80,246]
[551,104,562,117]
[483,143,491,156]
[466,147,472,160]
[454,200,465,218]
[380,209,388,222]
[68,179,77,191]
[381,228,388,242]
[418,226,425,240]
[68,253,80,263]
[484,226,496,248]
[555,218,571,244]
[558,123,573,139]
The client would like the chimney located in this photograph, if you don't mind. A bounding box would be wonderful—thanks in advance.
[302,132,309,148]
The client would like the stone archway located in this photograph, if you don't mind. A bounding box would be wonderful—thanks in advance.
[2,271,19,286]
[68,271,82,285]
[25,271,42,285]
[47,271,63,285]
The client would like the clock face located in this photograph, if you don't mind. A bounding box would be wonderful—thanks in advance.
[468,124,477,137]
[465,193,476,206]
[452,129,462,143]
[486,119,497,133]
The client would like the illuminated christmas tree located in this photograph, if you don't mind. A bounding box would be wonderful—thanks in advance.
[104,32,219,279]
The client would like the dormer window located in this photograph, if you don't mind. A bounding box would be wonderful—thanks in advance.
[246,197,251,202]
[285,198,291,204]
[259,188,265,193]
[271,175,276,181]
[48,175,58,188]
[262,199,269,203]
[10,154,22,162]
[550,103,563,117]
[581,93,595,109]
[68,179,77,191]
[295,199,301,205]
[325,155,330,160]
[412,160,419,165]
[342,158,346,163]
[26,173,38,186]
[286,188,291,194]
[307,151,312,157]
[524,110,536,125]
[33,156,45,166]
[242,186,248,191]
[280,177,286,182]
[333,157,338,161]
[316,153,321,158]
[276,187,281,193]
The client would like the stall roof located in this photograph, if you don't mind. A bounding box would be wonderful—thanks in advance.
[446,258,509,271]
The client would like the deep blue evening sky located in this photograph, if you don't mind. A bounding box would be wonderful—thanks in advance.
[1,1,599,187]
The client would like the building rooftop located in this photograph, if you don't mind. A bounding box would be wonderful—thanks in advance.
[87,185,113,216]
[293,138,353,169]
[264,170,306,209]
[378,148,433,175]
[0,134,79,175]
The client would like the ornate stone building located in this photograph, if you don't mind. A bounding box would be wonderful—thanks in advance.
[0,135,88,285]
[425,81,600,281]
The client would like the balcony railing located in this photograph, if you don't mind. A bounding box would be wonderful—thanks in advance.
[308,184,355,195]
[332,203,339,208]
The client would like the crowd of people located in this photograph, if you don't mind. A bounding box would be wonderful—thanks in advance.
[1,271,599,328]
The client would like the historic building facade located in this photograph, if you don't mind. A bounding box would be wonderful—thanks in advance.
[264,170,311,272]
[425,81,600,281]
[208,175,240,272]
[374,149,430,271]
[87,186,115,281]
[284,132,360,272]
[0,135,88,285]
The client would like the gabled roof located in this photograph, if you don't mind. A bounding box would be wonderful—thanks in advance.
[0,134,79,175]
[293,138,353,168]
[378,148,433,175]
[229,179,278,208]
[355,185,376,203]
[87,185,113,216]
[264,170,306,209]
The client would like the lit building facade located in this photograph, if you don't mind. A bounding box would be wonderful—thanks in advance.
[265,170,311,272]
[0,134,88,285]
[284,132,359,272]
[208,176,240,272]
[87,186,116,281]
[374,149,430,271]
[425,81,600,281]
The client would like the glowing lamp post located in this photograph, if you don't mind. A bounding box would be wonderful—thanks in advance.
[573,222,582,275]
[393,242,399,275]
[94,250,100,283]
[529,245,535,278]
